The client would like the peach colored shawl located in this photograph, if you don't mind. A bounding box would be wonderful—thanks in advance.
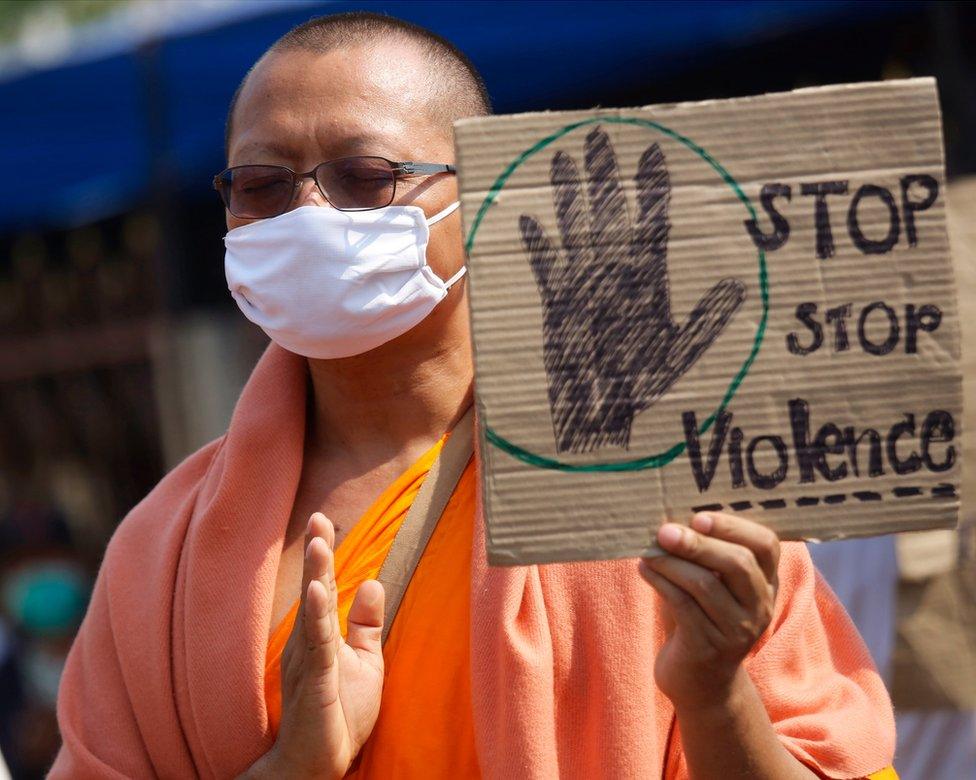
[52,344,895,779]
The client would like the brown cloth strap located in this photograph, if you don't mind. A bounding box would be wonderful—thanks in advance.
[377,405,474,644]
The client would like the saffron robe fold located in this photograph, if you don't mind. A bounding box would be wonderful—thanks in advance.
[52,344,896,779]
[264,438,481,779]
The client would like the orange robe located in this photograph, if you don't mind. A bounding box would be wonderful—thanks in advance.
[264,437,480,778]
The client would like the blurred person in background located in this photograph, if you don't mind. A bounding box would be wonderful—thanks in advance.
[0,558,88,779]
[49,10,900,780]
[0,468,89,779]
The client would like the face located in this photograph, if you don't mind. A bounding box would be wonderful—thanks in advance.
[225,43,463,284]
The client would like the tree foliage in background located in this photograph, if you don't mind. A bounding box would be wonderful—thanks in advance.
[0,0,131,46]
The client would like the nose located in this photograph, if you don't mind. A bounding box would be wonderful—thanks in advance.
[291,174,330,210]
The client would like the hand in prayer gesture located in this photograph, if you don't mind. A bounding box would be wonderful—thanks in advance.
[247,513,385,780]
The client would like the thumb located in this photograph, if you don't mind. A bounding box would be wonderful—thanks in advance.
[669,278,746,365]
[345,579,385,659]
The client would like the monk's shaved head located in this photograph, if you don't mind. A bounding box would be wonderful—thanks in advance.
[225,11,490,154]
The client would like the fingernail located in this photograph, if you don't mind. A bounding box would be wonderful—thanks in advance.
[364,584,380,606]
[691,512,714,533]
[306,513,318,535]
[658,523,683,547]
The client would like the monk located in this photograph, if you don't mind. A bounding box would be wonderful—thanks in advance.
[52,11,898,780]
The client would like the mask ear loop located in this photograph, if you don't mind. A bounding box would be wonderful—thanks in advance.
[442,264,467,290]
[425,200,466,289]
[427,200,460,225]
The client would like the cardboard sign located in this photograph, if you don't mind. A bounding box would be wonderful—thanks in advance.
[454,78,961,566]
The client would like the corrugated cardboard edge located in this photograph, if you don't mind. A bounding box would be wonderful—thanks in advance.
[454,77,939,133]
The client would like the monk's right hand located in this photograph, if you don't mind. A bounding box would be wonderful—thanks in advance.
[251,512,385,780]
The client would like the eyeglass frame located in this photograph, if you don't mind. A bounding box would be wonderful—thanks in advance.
[212,155,457,218]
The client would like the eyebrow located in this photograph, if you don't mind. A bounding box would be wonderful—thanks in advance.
[230,140,301,163]
[231,133,403,165]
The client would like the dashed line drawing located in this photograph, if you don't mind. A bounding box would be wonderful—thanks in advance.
[691,484,956,514]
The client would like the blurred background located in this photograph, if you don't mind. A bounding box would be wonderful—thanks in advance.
[0,0,972,777]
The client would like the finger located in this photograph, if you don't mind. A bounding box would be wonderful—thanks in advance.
[583,127,630,253]
[634,142,670,264]
[668,278,746,378]
[305,580,340,671]
[311,511,336,550]
[519,214,560,297]
[550,150,590,268]
[345,580,385,662]
[632,142,674,355]
[304,512,335,557]
[690,511,780,583]
[655,522,770,609]
[639,560,725,648]
[300,513,334,608]
[286,514,331,653]
[303,537,341,668]
[644,552,751,633]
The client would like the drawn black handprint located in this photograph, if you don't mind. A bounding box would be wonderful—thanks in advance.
[519,127,746,454]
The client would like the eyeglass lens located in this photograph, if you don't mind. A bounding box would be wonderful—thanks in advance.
[222,157,396,218]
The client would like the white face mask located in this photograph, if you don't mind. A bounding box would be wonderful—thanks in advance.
[223,201,463,359]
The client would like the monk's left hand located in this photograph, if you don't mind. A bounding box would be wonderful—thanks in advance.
[638,512,780,711]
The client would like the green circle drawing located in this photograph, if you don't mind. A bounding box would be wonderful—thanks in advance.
[464,116,769,473]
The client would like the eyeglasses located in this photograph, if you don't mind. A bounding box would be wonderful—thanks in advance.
[213,155,456,219]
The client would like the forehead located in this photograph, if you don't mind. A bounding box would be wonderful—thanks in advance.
[228,44,447,165]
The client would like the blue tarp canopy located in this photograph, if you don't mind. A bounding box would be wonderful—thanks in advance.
[0,0,914,233]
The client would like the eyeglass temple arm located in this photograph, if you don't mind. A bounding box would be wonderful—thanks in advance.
[396,162,456,175]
